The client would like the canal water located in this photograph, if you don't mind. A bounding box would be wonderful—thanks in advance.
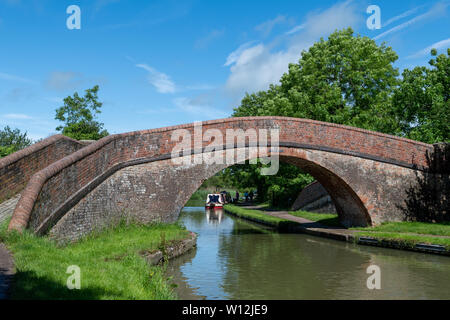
[166,207,450,300]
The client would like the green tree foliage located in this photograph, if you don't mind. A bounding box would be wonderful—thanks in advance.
[231,28,404,206]
[223,162,314,207]
[234,27,401,134]
[0,126,32,157]
[55,85,109,140]
[393,49,450,144]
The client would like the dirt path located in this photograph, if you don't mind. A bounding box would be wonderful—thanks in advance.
[239,204,450,241]
[241,204,356,241]
[0,195,19,299]
[0,243,14,300]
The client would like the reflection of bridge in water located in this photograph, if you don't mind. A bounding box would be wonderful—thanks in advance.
[205,208,224,224]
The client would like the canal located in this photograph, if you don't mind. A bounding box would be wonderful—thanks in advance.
[166,207,450,300]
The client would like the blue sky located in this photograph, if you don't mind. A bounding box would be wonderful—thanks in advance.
[0,0,449,140]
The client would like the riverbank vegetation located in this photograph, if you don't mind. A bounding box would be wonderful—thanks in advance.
[0,220,188,299]
[288,210,342,227]
[224,204,294,229]
[353,222,450,248]
[225,205,450,249]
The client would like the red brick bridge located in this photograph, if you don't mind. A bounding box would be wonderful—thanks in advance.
[0,117,436,242]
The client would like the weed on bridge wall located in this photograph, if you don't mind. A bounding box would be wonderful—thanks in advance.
[401,143,449,223]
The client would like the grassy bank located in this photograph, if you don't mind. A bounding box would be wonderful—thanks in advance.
[355,231,450,249]
[288,210,342,227]
[224,204,298,229]
[0,220,189,300]
[352,221,450,236]
[352,221,450,248]
[226,205,450,249]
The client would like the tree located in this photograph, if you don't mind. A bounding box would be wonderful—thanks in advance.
[233,27,401,134]
[393,48,450,144]
[0,126,32,157]
[55,85,109,140]
[231,28,404,206]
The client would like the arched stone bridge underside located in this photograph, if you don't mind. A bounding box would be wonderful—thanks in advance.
[5,117,436,242]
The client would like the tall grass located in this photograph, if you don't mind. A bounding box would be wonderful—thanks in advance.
[0,220,189,300]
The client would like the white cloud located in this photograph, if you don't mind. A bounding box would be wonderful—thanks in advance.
[373,2,448,40]
[2,113,32,120]
[173,97,228,118]
[255,15,287,37]
[136,63,176,94]
[383,5,424,28]
[195,29,225,49]
[301,0,360,38]
[224,41,260,66]
[285,24,306,35]
[0,72,36,84]
[224,0,361,101]
[407,38,450,59]
[45,71,84,91]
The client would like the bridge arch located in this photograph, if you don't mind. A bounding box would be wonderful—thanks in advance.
[7,117,433,242]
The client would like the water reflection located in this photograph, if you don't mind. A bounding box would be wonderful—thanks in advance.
[205,208,224,224]
[168,207,450,300]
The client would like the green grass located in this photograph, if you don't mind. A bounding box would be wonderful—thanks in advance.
[351,221,450,236]
[355,231,450,249]
[0,220,189,300]
[224,204,297,229]
[352,221,450,249]
[288,210,343,227]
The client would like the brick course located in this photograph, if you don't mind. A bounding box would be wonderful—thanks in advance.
[5,117,435,236]
[0,135,85,203]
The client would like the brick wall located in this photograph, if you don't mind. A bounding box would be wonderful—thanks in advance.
[8,116,434,233]
[0,135,85,203]
[291,181,337,213]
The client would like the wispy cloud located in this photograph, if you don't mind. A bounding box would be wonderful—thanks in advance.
[255,15,287,37]
[407,38,450,59]
[0,72,36,84]
[285,24,306,35]
[136,64,176,94]
[224,41,260,66]
[383,5,425,28]
[195,29,225,49]
[93,0,120,13]
[373,2,448,40]
[2,113,33,120]
[45,71,85,91]
[224,0,361,102]
[173,97,228,118]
